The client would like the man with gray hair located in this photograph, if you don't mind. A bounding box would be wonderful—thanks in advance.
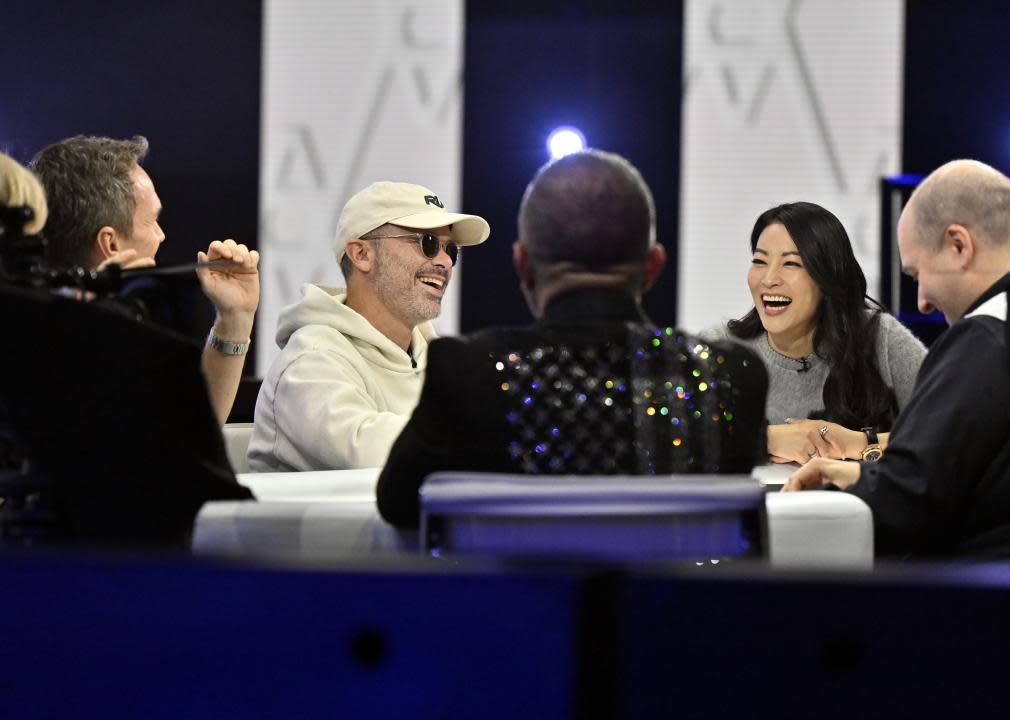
[248,182,490,471]
[32,135,260,425]
[787,159,1010,557]
[377,149,769,528]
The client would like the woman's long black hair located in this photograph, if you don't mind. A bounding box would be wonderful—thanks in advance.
[727,202,898,430]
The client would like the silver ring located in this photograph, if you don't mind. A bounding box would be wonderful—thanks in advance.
[808,449,819,459]
[818,425,829,437]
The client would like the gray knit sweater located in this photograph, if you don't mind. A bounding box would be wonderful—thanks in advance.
[703,312,927,425]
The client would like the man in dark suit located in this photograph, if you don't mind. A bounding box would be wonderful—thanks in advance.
[376,150,768,528]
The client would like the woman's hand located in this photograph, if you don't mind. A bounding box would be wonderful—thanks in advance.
[766,419,848,463]
[808,421,873,459]
[768,419,876,463]
[767,420,834,464]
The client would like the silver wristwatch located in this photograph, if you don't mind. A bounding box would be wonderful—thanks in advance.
[207,329,250,356]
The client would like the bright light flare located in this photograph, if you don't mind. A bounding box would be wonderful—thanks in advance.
[547,126,587,159]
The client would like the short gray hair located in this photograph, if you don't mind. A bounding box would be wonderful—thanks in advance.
[31,135,149,268]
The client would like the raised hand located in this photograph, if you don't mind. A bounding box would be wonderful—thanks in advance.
[196,239,260,339]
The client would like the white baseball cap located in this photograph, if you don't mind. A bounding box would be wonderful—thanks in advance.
[334,181,490,262]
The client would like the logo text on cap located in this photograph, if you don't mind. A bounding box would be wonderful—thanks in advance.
[424,195,444,208]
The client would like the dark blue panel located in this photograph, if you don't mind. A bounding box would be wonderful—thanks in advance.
[0,552,580,718]
[621,565,1010,718]
[904,1,1010,175]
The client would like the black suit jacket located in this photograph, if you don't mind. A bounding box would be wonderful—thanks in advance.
[377,288,768,528]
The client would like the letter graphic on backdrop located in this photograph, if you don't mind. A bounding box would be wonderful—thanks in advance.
[258,1,465,371]
[679,0,903,331]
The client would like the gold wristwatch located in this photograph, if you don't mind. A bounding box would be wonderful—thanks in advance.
[860,427,883,462]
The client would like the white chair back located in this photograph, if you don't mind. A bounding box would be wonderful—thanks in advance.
[222,422,254,474]
[420,472,765,562]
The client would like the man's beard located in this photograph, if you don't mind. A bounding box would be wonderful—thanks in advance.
[372,247,443,326]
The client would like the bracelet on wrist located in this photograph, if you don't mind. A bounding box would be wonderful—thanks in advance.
[207,329,250,356]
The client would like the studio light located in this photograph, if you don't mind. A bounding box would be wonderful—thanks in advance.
[547,126,586,159]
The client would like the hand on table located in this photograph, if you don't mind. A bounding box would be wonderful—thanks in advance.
[768,419,870,464]
[782,457,861,492]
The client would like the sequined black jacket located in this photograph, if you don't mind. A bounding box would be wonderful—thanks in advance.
[376,287,769,529]
[850,273,1010,556]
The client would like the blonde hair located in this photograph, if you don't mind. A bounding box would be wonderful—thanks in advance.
[0,152,47,235]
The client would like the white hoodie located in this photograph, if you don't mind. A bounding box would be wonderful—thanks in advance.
[248,284,435,471]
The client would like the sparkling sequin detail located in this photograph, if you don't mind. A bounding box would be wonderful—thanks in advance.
[495,325,744,475]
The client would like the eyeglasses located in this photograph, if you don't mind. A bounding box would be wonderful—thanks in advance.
[361,231,459,265]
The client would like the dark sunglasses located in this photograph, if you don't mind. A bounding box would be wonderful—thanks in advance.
[362,231,459,265]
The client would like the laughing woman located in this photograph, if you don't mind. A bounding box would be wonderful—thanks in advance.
[707,202,926,465]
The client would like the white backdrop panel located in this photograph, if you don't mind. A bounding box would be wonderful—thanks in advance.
[679,0,903,332]
[258,0,465,371]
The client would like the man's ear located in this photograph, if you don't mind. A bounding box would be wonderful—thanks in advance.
[95,226,120,260]
[513,240,542,319]
[345,238,374,273]
[512,241,534,290]
[945,223,976,268]
[642,242,667,292]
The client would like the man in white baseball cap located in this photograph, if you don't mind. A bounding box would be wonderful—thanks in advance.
[248,181,490,471]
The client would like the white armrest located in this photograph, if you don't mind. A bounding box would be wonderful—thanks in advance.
[765,491,873,569]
